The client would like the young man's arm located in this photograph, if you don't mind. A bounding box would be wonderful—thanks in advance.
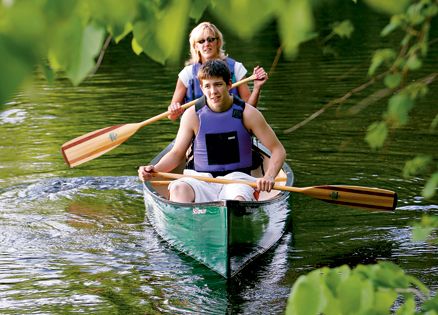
[138,108,197,181]
[243,106,286,192]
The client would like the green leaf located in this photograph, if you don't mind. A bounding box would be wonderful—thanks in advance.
[363,0,410,15]
[132,20,165,64]
[155,0,190,62]
[0,35,34,105]
[66,23,106,85]
[381,15,403,36]
[422,293,438,312]
[386,93,414,127]
[365,121,388,149]
[405,54,422,70]
[368,49,396,75]
[423,172,438,199]
[189,0,210,21]
[131,37,143,56]
[403,155,433,177]
[374,289,398,314]
[133,0,190,64]
[87,0,137,38]
[412,224,435,242]
[337,274,374,314]
[431,114,438,131]
[276,0,317,58]
[396,296,416,315]
[286,270,326,315]
[332,20,354,39]
[384,73,402,89]
[211,0,276,39]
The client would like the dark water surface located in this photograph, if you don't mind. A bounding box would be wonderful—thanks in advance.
[1,4,437,314]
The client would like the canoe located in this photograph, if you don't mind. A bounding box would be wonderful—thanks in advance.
[142,139,294,278]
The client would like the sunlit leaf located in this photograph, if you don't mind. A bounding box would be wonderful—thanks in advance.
[0,35,34,105]
[384,73,402,89]
[374,289,398,314]
[189,0,210,21]
[65,23,106,85]
[405,54,422,70]
[365,121,388,149]
[155,0,190,62]
[332,20,354,39]
[277,0,316,58]
[403,155,433,178]
[423,172,438,199]
[412,224,434,242]
[381,15,403,36]
[133,0,190,64]
[422,289,438,312]
[114,23,133,44]
[396,296,417,315]
[386,93,414,127]
[88,0,137,38]
[338,274,374,314]
[131,37,143,55]
[431,114,438,131]
[368,48,396,75]
[363,0,410,15]
[286,270,326,315]
[211,0,275,39]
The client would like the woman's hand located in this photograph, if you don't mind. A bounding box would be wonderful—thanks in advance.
[253,66,268,89]
[167,102,184,121]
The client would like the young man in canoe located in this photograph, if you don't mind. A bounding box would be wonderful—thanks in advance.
[138,60,286,203]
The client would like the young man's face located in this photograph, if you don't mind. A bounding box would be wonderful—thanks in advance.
[200,76,231,110]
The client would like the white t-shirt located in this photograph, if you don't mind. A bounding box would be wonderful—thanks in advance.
[178,61,247,87]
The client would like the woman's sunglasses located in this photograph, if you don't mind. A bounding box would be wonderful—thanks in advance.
[197,37,218,44]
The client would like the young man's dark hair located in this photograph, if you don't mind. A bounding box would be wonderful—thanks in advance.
[197,59,231,84]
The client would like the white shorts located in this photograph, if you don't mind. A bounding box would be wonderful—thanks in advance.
[168,169,256,203]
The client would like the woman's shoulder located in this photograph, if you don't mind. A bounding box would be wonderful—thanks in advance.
[178,64,195,86]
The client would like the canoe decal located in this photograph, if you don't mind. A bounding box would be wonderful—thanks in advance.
[193,208,207,214]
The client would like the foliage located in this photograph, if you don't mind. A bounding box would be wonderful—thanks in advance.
[412,214,438,243]
[363,0,438,199]
[0,0,319,105]
[285,261,437,315]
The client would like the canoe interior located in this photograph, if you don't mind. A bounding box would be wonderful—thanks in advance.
[143,139,294,278]
[149,140,290,201]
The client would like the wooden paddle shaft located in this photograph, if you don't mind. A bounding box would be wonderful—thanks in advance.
[155,172,397,211]
[138,74,257,128]
[62,75,257,167]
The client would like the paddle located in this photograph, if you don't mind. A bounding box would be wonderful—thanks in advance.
[150,177,288,185]
[154,172,397,211]
[61,75,257,168]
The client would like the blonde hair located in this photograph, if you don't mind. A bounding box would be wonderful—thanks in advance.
[186,22,227,65]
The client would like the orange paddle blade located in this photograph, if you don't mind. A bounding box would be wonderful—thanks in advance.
[61,123,141,167]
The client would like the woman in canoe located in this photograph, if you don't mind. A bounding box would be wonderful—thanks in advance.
[139,60,286,203]
[167,21,268,120]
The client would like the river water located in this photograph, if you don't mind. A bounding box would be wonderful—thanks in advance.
[0,4,437,314]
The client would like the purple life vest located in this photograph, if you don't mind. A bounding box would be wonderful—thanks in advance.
[193,96,252,176]
[185,57,239,103]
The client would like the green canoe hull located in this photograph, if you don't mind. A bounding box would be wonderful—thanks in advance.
[143,141,293,278]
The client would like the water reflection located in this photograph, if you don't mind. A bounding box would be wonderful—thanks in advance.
[0,6,437,314]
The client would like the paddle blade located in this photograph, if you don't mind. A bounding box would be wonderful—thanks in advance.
[61,123,141,167]
[299,185,397,211]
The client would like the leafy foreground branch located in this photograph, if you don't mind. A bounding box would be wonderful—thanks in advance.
[285,261,438,315]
